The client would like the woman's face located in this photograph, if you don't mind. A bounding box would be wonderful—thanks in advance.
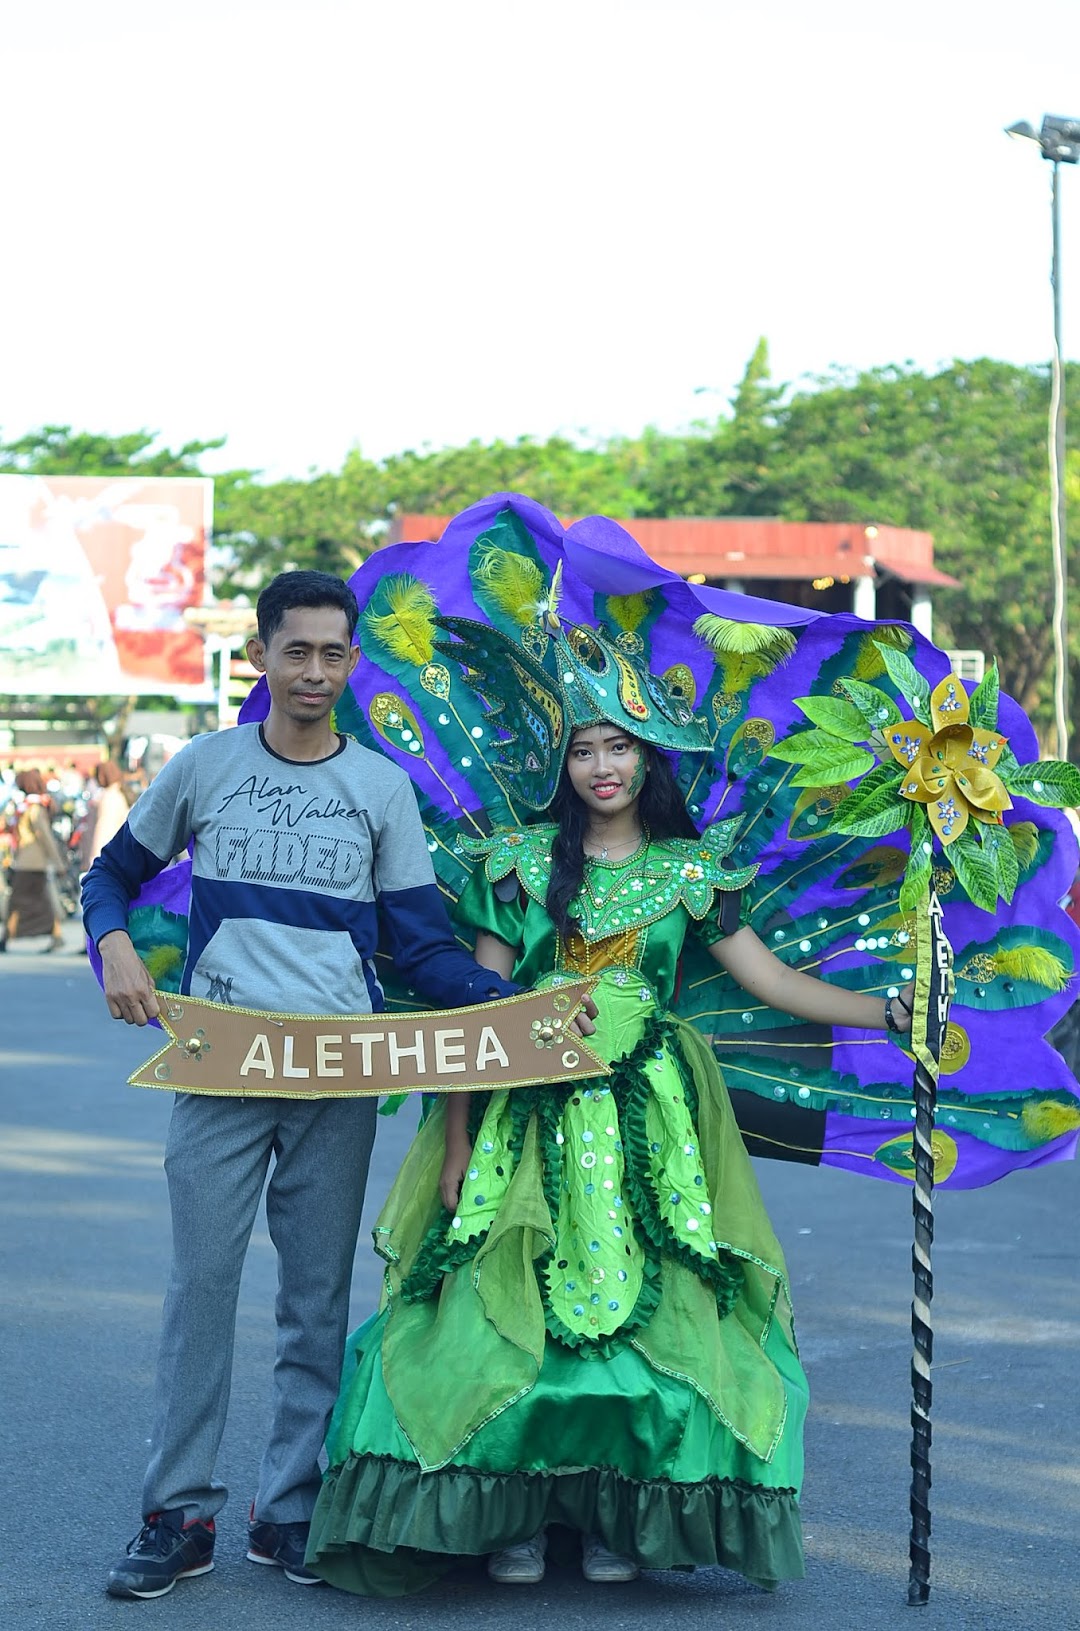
[565,724,646,816]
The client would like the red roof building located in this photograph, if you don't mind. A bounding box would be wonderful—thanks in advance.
[388,515,957,635]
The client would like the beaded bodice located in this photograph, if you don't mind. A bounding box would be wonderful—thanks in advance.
[458,823,757,999]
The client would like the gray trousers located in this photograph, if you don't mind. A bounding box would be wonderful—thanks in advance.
[141,1090,377,1525]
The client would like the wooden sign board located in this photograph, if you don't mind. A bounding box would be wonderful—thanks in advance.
[130,980,606,1099]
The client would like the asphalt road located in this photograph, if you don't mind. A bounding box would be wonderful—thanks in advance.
[2,927,1078,1631]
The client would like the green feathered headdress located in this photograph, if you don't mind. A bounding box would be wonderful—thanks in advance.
[430,516,714,808]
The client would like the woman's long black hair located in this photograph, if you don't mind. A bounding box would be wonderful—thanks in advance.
[545,736,699,941]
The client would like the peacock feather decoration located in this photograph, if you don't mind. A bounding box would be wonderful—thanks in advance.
[99,493,1080,1188]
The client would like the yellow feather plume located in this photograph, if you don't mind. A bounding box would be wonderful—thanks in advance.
[692,616,797,662]
[990,945,1071,991]
[693,617,796,692]
[606,591,654,635]
[852,624,911,681]
[364,574,437,666]
[1021,1098,1080,1142]
[475,546,545,628]
[1008,821,1040,869]
[143,944,184,983]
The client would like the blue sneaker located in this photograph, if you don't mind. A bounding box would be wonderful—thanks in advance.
[106,1511,215,1599]
[247,1513,322,1586]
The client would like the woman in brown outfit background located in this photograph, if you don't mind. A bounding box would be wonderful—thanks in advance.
[2,769,66,951]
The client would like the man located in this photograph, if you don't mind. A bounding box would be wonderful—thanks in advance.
[82,569,520,1600]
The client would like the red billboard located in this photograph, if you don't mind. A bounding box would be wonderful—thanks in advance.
[0,475,214,698]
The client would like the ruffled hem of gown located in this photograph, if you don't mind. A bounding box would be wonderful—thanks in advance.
[307,1453,804,1597]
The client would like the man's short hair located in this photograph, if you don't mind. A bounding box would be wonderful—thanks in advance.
[256,570,360,645]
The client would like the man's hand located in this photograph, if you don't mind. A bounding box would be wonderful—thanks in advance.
[570,993,599,1039]
[99,931,160,1026]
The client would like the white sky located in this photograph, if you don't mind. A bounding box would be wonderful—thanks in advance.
[2,0,1078,479]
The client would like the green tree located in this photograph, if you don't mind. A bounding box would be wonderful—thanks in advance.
[0,424,225,476]
[725,337,784,512]
[214,455,385,588]
[768,359,1075,722]
[216,435,646,588]
[631,339,783,519]
[378,435,642,521]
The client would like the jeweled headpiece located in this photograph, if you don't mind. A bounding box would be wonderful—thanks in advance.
[432,511,714,809]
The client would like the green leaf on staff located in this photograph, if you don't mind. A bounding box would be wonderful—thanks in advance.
[829,762,906,832]
[899,807,933,912]
[967,661,1000,730]
[997,743,1021,779]
[836,677,902,731]
[831,801,911,842]
[768,729,844,765]
[789,746,877,787]
[948,827,1002,913]
[981,823,1020,904]
[770,730,876,784]
[1004,759,1080,808]
[793,695,871,743]
[875,642,931,724]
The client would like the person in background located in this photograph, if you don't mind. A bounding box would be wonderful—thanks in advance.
[80,761,133,873]
[60,761,87,801]
[1,769,66,952]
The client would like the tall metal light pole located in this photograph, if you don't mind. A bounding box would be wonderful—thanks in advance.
[1006,115,1080,760]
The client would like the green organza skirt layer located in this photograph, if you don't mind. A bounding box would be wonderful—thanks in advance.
[308,976,809,1596]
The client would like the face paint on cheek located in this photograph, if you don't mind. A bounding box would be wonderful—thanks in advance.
[627,754,647,799]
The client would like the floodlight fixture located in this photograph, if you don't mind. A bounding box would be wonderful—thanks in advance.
[1005,115,1080,164]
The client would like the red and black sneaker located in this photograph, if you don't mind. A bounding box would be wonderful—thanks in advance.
[106,1510,215,1599]
[246,1506,322,1586]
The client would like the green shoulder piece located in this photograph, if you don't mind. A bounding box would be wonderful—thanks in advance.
[460,825,557,903]
[646,821,758,918]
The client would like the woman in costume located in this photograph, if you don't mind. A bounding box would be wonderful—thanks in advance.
[305,682,916,1593]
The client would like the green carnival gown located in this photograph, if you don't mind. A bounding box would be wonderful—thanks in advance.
[306,824,808,1595]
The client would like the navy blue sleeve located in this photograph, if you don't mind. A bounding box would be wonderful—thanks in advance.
[81,826,174,949]
[378,882,521,1008]
[81,741,199,948]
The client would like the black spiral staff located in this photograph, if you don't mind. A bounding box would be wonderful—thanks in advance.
[907,892,954,1607]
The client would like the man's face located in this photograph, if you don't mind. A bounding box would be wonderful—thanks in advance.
[247,606,358,728]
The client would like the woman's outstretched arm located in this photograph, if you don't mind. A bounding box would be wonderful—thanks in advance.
[711,925,914,1033]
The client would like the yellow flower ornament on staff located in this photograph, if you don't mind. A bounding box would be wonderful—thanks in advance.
[767,643,1080,913]
[886,677,1012,844]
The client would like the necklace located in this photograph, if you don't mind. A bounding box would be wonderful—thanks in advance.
[584,830,643,861]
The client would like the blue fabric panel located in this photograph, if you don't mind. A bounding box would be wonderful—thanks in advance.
[185,877,378,976]
[81,825,171,947]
